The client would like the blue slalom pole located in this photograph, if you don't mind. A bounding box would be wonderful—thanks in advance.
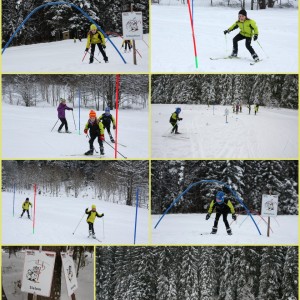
[13,183,16,217]
[2,2,127,64]
[134,188,139,244]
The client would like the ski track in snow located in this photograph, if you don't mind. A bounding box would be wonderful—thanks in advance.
[152,104,298,158]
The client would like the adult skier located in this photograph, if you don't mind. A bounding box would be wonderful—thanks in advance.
[85,204,104,238]
[206,191,237,235]
[85,24,108,64]
[84,110,105,155]
[20,198,32,219]
[224,9,259,62]
[98,107,116,143]
[170,107,183,134]
[57,98,73,133]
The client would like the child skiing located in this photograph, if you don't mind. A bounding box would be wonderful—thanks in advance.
[206,191,237,235]
[84,110,105,155]
[85,24,108,64]
[98,107,116,143]
[224,9,259,62]
[57,98,73,133]
[85,204,104,238]
[254,104,259,115]
[170,107,183,134]
[20,198,32,219]
[122,40,132,52]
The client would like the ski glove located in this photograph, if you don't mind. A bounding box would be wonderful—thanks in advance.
[113,125,116,130]
[102,45,106,49]
[85,48,89,52]
[253,34,258,41]
[179,118,183,121]
[100,134,105,141]
[232,214,237,221]
[101,213,104,217]
[84,129,88,134]
[206,214,210,220]
[224,30,229,35]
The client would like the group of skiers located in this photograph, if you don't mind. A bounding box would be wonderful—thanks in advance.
[57,98,116,156]
[232,103,260,115]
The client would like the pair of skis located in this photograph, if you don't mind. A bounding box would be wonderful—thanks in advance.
[210,56,262,65]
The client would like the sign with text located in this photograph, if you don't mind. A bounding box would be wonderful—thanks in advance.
[261,194,279,217]
[61,252,78,296]
[122,12,143,40]
[21,250,56,297]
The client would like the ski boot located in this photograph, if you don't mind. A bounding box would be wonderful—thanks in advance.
[65,130,71,133]
[100,147,105,155]
[92,233,96,239]
[85,149,94,155]
[211,227,218,234]
[226,227,232,235]
[109,135,115,143]
[88,230,92,238]
[104,57,109,63]
[89,57,94,64]
[175,131,181,134]
[252,53,259,62]
[229,51,237,58]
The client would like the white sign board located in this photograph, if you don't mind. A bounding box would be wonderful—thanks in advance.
[61,252,78,296]
[21,250,56,297]
[261,194,279,217]
[122,12,143,40]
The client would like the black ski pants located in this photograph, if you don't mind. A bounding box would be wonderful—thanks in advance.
[170,121,178,133]
[21,209,30,218]
[58,118,68,131]
[214,212,230,229]
[88,222,95,234]
[104,124,113,136]
[232,33,256,56]
[89,132,103,150]
[90,43,108,62]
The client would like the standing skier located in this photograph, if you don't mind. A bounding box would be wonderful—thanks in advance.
[84,110,105,155]
[98,107,116,143]
[206,191,237,235]
[20,198,32,219]
[122,40,132,52]
[254,104,259,115]
[57,98,73,133]
[170,107,183,134]
[85,24,108,64]
[85,204,104,238]
[224,9,259,62]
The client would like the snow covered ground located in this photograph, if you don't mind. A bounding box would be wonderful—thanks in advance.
[2,250,94,300]
[2,35,149,73]
[2,103,149,159]
[152,213,298,245]
[151,104,298,158]
[151,3,298,72]
[2,192,149,245]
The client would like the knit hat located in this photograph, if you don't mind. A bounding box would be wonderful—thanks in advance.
[90,24,97,30]
[60,98,66,103]
[92,204,96,209]
[238,9,247,17]
[89,110,96,118]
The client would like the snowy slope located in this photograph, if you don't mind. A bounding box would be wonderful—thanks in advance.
[2,35,149,73]
[151,104,298,158]
[152,213,298,245]
[2,250,94,300]
[2,192,149,245]
[151,5,298,72]
[2,103,149,159]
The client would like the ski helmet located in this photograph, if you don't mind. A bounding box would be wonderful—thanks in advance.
[89,110,96,118]
[105,107,110,115]
[216,191,225,204]
[92,204,96,209]
[90,24,97,31]
[175,107,181,114]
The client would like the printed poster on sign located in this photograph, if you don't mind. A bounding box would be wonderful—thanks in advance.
[21,250,56,297]
[61,252,78,296]
[261,194,279,217]
[122,12,143,40]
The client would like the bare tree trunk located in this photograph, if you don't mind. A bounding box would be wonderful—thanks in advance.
[2,285,8,300]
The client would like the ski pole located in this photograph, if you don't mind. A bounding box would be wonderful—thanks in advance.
[224,34,228,53]
[86,50,102,63]
[72,110,77,130]
[135,48,142,58]
[72,212,86,235]
[256,40,269,58]
[51,119,59,132]
[104,140,127,159]
[85,134,99,153]
[82,48,90,62]
[102,217,105,240]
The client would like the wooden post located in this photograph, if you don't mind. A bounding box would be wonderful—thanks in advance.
[267,216,270,237]
[131,4,137,65]
[71,293,76,300]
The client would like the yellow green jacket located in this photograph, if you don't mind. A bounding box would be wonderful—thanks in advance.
[85,119,104,135]
[208,199,235,214]
[85,208,104,223]
[22,201,32,210]
[228,19,258,38]
[170,112,180,123]
[86,31,106,48]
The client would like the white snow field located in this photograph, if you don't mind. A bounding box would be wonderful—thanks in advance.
[151,2,298,72]
[2,250,94,300]
[2,34,149,73]
[2,192,149,245]
[151,104,298,158]
[2,103,149,159]
[152,213,298,245]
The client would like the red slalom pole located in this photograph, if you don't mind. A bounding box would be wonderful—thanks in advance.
[187,0,198,68]
[115,75,120,159]
[33,184,37,234]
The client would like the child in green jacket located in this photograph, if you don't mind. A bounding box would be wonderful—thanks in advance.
[224,9,259,62]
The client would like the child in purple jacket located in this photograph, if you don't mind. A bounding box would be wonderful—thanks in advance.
[57,98,73,133]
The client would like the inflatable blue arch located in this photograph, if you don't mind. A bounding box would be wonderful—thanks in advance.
[2,1,126,64]
[154,179,262,235]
